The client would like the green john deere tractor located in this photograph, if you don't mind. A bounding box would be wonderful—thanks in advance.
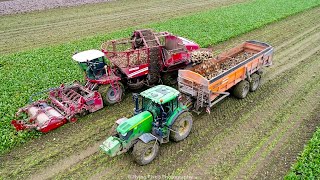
[100,85,193,165]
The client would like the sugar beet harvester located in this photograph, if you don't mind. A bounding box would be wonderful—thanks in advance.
[100,40,273,165]
[74,29,200,105]
[10,29,198,133]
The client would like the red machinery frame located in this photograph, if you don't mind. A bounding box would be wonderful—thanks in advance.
[11,83,103,133]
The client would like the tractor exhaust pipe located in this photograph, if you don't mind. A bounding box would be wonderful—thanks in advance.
[133,93,140,115]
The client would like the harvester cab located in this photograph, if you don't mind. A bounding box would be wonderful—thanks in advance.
[100,85,193,165]
[72,49,124,105]
[72,49,109,80]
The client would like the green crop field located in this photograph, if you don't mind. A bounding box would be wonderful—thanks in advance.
[285,127,320,179]
[0,0,320,179]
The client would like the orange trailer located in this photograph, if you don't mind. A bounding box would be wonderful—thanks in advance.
[178,40,273,113]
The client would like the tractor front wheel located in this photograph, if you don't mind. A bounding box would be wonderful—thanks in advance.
[132,140,159,165]
[98,82,124,105]
[170,112,193,142]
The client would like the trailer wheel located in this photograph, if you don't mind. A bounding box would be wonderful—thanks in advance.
[132,140,159,165]
[170,112,193,142]
[98,82,124,105]
[233,80,249,99]
[249,74,261,92]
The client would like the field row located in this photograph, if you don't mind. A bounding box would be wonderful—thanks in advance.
[0,0,248,54]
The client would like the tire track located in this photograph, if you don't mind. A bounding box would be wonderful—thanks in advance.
[230,61,320,179]
[265,30,320,81]
[0,0,248,54]
[253,105,320,179]
[28,142,102,180]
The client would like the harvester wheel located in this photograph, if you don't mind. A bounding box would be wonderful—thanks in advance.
[132,140,159,165]
[170,112,193,142]
[98,82,124,105]
[249,73,261,92]
[233,80,249,99]
[68,116,77,123]
[78,109,89,117]
[127,78,144,90]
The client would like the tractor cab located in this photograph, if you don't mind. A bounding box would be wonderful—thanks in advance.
[134,85,180,118]
[72,50,110,80]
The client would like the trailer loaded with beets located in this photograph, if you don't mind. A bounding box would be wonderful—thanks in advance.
[100,40,274,165]
[178,40,273,113]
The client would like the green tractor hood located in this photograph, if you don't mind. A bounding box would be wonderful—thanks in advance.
[100,136,122,157]
[100,111,153,157]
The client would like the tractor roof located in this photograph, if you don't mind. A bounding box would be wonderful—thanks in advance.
[72,49,105,62]
[140,85,179,104]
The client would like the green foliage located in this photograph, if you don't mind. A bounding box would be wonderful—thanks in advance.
[285,128,320,179]
[0,0,319,154]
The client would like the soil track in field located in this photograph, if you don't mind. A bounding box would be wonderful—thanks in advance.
[0,7,320,180]
[0,0,249,54]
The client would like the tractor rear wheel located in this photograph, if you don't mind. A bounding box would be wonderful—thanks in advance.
[170,112,193,142]
[233,80,249,99]
[98,82,124,105]
[132,140,159,165]
[249,73,261,92]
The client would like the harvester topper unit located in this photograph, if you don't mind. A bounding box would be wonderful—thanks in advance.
[11,83,103,133]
